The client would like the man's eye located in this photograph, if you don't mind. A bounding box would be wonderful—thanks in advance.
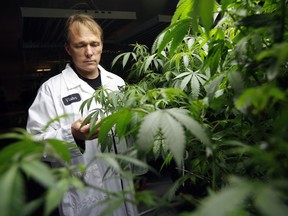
[91,43,100,47]
[75,44,85,48]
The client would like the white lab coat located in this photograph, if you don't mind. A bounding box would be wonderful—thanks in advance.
[26,63,138,216]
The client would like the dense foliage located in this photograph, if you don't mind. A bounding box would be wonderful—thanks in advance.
[0,0,287,215]
[111,0,288,214]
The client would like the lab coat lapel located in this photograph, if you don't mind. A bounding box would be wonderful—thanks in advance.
[99,65,116,90]
[63,64,95,94]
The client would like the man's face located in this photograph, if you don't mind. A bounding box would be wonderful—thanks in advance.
[65,23,103,78]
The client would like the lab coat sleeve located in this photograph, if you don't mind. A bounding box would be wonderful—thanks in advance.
[26,84,75,143]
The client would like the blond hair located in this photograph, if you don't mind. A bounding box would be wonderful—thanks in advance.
[64,13,103,43]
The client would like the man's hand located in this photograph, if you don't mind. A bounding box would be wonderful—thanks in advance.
[71,118,101,140]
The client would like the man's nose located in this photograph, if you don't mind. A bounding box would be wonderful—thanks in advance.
[85,45,93,56]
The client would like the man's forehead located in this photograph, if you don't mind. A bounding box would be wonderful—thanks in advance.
[69,23,101,38]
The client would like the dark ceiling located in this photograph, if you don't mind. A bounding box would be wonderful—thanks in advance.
[0,0,178,131]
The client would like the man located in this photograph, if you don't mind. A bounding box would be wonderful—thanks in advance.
[26,14,138,216]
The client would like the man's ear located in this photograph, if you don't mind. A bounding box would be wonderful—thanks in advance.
[64,43,71,56]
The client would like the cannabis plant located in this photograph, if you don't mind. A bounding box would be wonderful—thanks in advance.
[1,0,288,215]
[109,0,288,215]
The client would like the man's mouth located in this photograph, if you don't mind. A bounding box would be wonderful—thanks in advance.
[84,60,96,63]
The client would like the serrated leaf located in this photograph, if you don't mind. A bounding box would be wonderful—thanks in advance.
[229,71,244,95]
[89,111,100,131]
[254,185,288,216]
[131,52,137,61]
[42,114,72,132]
[187,37,195,49]
[164,174,191,201]
[114,154,150,172]
[138,109,199,166]
[97,153,121,173]
[171,0,193,24]
[21,160,56,188]
[235,85,285,114]
[191,75,200,99]
[144,54,156,72]
[200,0,215,33]
[183,53,190,67]
[97,197,126,216]
[206,42,223,75]
[46,139,71,163]
[44,179,69,216]
[238,14,275,28]
[159,111,185,167]
[156,18,192,55]
[115,109,132,137]
[122,53,131,68]
[170,19,192,55]
[137,111,161,151]
[197,73,208,85]
[195,181,252,216]
[204,74,225,101]
[111,52,127,68]
[79,97,92,114]
[0,140,43,168]
[23,197,44,216]
[97,114,118,143]
[0,128,28,140]
[221,0,233,15]
[166,108,211,146]
[0,166,25,216]
[174,71,192,79]
[172,52,184,70]
[81,112,94,127]
[152,33,165,54]
[190,0,200,33]
[180,74,192,90]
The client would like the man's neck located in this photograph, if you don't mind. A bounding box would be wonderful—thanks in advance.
[71,63,99,79]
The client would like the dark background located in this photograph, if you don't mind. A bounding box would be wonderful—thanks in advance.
[0,0,178,133]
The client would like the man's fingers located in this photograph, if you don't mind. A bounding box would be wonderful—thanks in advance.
[79,123,90,133]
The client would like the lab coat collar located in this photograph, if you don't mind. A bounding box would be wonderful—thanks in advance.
[62,64,82,89]
[62,64,95,94]
[98,65,116,89]
[62,63,117,93]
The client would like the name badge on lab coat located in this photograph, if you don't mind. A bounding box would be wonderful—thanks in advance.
[62,93,81,105]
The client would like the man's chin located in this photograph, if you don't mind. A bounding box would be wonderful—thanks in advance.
[83,65,98,71]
